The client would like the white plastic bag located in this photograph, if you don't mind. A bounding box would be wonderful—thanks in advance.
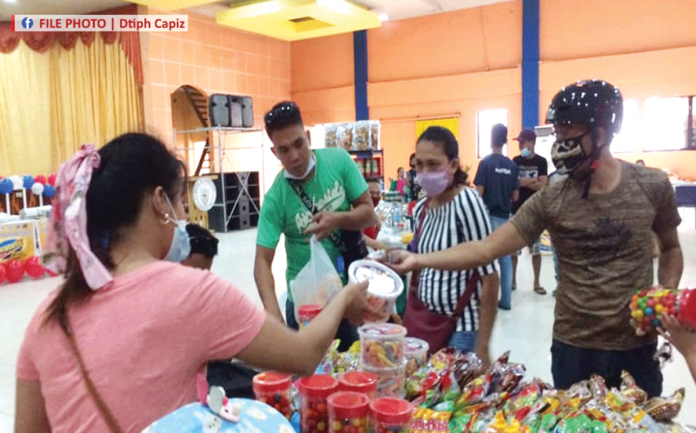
[289,236,343,323]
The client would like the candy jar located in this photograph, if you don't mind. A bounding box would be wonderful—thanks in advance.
[349,261,404,323]
[338,371,377,399]
[403,338,429,377]
[328,392,370,433]
[252,372,293,419]
[359,324,407,369]
[369,397,413,433]
[298,375,339,433]
[630,286,696,333]
[299,304,323,329]
[361,361,407,399]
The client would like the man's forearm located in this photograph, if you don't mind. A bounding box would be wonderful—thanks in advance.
[333,205,377,231]
[476,273,499,350]
[658,246,683,288]
[418,241,494,272]
[254,264,282,318]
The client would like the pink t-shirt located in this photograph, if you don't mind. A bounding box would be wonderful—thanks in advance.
[16,261,266,433]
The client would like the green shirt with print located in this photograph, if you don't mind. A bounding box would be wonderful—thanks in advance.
[257,148,368,301]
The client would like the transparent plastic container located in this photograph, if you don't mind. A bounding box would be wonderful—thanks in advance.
[252,372,293,419]
[298,375,339,433]
[360,361,407,399]
[369,397,413,433]
[403,338,429,377]
[328,392,370,433]
[359,323,406,368]
[298,304,322,329]
[349,262,404,323]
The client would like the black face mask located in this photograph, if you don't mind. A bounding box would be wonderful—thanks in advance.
[551,130,591,175]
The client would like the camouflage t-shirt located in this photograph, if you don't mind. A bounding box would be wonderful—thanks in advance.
[510,161,681,350]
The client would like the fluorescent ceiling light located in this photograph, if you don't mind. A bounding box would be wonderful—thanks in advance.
[378,13,388,22]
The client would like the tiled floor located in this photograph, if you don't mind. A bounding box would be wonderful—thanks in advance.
[1,212,695,432]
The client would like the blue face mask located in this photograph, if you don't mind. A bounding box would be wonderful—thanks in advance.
[521,148,532,158]
[163,195,191,263]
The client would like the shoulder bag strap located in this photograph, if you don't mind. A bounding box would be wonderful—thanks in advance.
[287,179,342,249]
[409,198,431,294]
[65,325,123,433]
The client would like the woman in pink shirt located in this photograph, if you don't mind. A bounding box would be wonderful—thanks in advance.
[15,133,372,433]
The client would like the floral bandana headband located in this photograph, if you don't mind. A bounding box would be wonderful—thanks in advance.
[42,144,113,290]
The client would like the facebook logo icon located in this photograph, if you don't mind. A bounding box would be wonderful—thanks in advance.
[21,17,33,29]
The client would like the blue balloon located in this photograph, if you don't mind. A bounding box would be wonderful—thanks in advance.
[22,175,34,190]
[0,178,13,194]
[43,184,55,198]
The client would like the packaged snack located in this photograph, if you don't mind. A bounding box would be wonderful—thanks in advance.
[370,121,380,150]
[325,124,338,148]
[328,392,370,433]
[299,304,322,329]
[252,371,293,419]
[349,261,404,323]
[354,121,370,151]
[619,371,648,406]
[335,341,362,374]
[450,351,483,390]
[337,124,354,151]
[359,323,407,369]
[404,338,430,377]
[643,388,685,422]
[369,398,413,433]
[339,371,378,398]
[316,340,341,375]
[298,375,339,433]
[411,407,451,433]
[589,375,608,400]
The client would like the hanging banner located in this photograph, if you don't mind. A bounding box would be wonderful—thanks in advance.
[415,117,460,140]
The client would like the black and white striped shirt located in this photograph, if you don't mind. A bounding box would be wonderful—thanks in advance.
[413,187,497,332]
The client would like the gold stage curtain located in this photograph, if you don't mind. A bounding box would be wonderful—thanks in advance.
[0,36,142,175]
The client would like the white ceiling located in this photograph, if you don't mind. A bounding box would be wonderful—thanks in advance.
[1,0,514,24]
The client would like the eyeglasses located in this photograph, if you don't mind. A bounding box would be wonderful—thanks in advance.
[264,102,299,128]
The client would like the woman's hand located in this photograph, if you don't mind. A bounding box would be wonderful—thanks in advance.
[384,250,420,274]
[659,314,696,358]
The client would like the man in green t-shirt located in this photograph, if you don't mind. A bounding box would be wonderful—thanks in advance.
[254,101,377,348]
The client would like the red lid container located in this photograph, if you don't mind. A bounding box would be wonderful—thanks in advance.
[253,372,292,394]
[299,375,339,399]
[370,398,413,425]
[339,371,377,395]
[328,392,370,418]
[679,289,696,329]
[299,304,322,319]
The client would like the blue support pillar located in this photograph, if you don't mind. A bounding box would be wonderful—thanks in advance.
[353,30,369,121]
[522,0,540,129]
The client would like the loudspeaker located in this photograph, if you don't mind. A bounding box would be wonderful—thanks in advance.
[241,97,253,128]
[209,94,230,127]
[229,98,243,127]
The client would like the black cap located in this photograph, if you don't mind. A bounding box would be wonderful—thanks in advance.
[186,223,219,258]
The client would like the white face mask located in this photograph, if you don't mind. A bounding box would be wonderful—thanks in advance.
[163,195,191,263]
[284,155,316,180]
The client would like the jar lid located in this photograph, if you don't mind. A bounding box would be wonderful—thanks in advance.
[328,392,370,418]
[370,398,413,425]
[403,338,429,355]
[298,375,339,399]
[252,372,292,394]
[298,304,322,317]
[348,260,403,299]
[339,371,377,393]
[359,323,407,339]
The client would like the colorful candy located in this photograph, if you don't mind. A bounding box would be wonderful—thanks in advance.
[252,372,293,419]
[369,398,413,433]
[361,362,407,399]
[403,338,429,377]
[630,286,680,333]
[359,324,407,369]
[299,375,340,433]
[328,392,370,433]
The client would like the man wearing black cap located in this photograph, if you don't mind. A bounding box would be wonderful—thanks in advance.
[387,80,684,397]
[511,129,548,295]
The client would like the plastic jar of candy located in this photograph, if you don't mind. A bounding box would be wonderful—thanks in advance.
[369,397,413,433]
[328,392,370,433]
[632,287,696,333]
[359,324,406,369]
[252,371,293,419]
[349,261,404,323]
[403,338,429,377]
[298,375,339,433]
[338,371,378,399]
[299,304,323,329]
[360,361,407,399]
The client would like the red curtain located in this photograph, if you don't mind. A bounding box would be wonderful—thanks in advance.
[0,5,143,84]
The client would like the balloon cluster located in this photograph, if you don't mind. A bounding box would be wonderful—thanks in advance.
[0,256,52,284]
[0,173,56,197]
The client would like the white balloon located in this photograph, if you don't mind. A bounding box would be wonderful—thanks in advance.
[31,182,44,195]
[10,175,22,190]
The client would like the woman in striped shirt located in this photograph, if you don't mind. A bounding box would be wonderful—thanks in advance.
[411,126,499,367]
